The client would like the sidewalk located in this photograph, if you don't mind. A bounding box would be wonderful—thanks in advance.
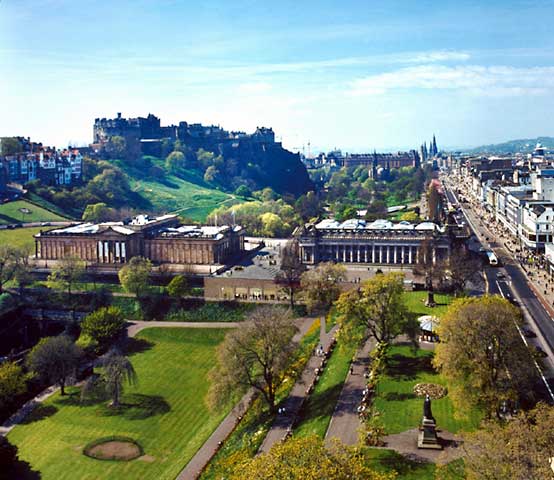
[325,337,375,446]
[258,321,337,454]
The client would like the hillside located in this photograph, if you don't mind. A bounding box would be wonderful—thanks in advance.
[467,136,554,154]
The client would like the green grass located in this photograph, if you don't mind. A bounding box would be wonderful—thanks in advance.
[364,448,436,480]
[294,343,356,438]
[129,173,241,222]
[0,226,42,249]
[402,291,454,319]
[8,328,231,480]
[374,345,482,435]
[0,199,68,224]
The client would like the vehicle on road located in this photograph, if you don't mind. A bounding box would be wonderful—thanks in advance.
[486,250,499,266]
[531,345,548,358]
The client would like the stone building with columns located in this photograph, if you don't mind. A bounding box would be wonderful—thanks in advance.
[34,214,244,269]
[296,218,453,266]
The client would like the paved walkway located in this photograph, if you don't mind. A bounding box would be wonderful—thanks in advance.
[258,320,337,454]
[380,428,463,463]
[325,337,375,446]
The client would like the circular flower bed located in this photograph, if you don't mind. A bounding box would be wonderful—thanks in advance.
[413,383,447,399]
[83,436,143,461]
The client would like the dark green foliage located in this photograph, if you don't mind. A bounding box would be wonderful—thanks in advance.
[166,302,256,322]
[80,307,126,353]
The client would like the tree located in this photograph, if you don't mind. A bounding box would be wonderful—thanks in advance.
[448,248,482,295]
[204,165,219,183]
[165,150,186,174]
[221,435,395,480]
[300,262,346,314]
[0,137,21,156]
[400,211,420,222]
[434,296,537,418]
[275,240,306,308]
[118,256,152,297]
[47,256,85,298]
[80,306,126,353]
[82,349,137,407]
[207,306,297,413]
[427,183,442,222]
[295,191,321,221]
[81,202,114,222]
[454,403,554,480]
[26,335,83,395]
[234,185,252,198]
[336,272,415,345]
[167,275,189,300]
[413,238,444,306]
[260,212,285,237]
[104,135,127,159]
[0,362,28,412]
[0,246,23,293]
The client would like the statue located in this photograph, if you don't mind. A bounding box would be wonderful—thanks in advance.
[418,394,442,450]
[423,394,435,422]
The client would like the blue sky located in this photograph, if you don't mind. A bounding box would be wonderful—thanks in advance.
[1,0,554,152]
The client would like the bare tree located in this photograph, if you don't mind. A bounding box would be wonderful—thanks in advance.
[275,239,306,308]
[207,306,297,412]
[413,238,445,307]
[300,262,346,314]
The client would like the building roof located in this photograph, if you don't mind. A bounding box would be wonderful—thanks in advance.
[314,218,443,232]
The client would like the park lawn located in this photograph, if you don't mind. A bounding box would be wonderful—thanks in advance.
[0,226,42,249]
[374,345,482,435]
[402,291,454,318]
[8,328,231,480]
[294,343,356,438]
[0,199,68,224]
[364,448,436,480]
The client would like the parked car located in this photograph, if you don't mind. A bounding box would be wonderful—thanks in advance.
[522,328,537,338]
[532,345,548,358]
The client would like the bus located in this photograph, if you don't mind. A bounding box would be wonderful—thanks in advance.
[486,250,499,266]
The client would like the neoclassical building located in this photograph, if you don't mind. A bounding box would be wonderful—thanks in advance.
[296,219,456,266]
[35,214,244,267]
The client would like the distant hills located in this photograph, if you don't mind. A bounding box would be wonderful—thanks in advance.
[465,136,554,155]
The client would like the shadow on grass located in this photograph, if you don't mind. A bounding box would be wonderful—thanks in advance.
[383,392,416,401]
[125,337,154,356]
[298,383,343,422]
[19,404,58,424]
[98,394,171,420]
[386,353,433,381]
[1,461,42,480]
[368,448,433,476]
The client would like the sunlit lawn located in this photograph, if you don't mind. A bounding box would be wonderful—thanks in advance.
[8,328,231,480]
[402,291,454,318]
[0,226,43,250]
[374,345,482,435]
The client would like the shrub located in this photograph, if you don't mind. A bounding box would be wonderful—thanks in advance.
[80,307,126,353]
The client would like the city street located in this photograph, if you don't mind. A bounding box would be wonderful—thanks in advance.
[442,176,554,402]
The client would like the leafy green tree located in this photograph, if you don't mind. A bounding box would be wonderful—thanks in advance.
[234,185,252,198]
[104,135,127,159]
[223,435,395,480]
[118,256,152,297]
[207,306,297,412]
[336,272,415,345]
[0,246,27,294]
[204,165,220,183]
[434,296,537,418]
[335,205,358,222]
[0,362,29,411]
[399,211,419,222]
[82,349,137,408]
[167,275,189,300]
[81,202,114,222]
[80,306,126,353]
[300,262,346,314]
[26,336,83,395]
[47,256,85,298]
[0,137,21,155]
[260,212,285,237]
[165,150,186,174]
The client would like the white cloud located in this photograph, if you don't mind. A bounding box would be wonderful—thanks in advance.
[350,64,554,96]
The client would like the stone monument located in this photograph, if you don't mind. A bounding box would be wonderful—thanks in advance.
[417,394,442,450]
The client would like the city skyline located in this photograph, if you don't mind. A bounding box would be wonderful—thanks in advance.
[1,0,554,152]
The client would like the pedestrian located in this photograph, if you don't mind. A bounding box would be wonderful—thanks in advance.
[350,365,354,375]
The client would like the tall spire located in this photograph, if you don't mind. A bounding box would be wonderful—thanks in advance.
[432,134,438,156]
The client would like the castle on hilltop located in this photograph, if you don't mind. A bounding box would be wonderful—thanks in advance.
[93,112,276,156]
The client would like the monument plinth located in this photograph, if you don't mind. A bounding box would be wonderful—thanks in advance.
[417,394,442,450]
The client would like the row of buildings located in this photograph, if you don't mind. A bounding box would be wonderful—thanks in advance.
[453,144,554,251]
[0,137,83,196]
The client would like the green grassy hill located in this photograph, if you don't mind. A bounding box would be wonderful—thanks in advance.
[0,200,68,225]
[129,173,241,222]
